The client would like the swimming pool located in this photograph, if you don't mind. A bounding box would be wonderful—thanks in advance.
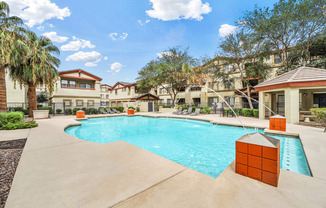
[65,116,311,178]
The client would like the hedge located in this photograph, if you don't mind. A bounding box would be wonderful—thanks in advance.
[242,108,254,117]
[38,106,53,114]
[253,109,259,118]
[2,121,38,130]
[8,107,29,115]
[0,112,24,127]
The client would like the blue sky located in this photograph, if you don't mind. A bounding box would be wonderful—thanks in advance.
[8,0,278,85]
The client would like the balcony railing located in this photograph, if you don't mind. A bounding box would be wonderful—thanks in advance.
[61,86,95,90]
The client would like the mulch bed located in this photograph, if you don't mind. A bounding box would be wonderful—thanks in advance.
[0,139,26,208]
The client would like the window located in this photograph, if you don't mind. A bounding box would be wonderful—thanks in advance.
[223,65,233,72]
[101,88,105,92]
[61,80,68,87]
[69,81,76,88]
[159,99,164,104]
[87,100,94,106]
[179,87,186,92]
[79,83,92,88]
[122,88,126,92]
[115,89,118,95]
[100,94,104,98]
[159,88,165,94]
[190,87,201,91]
[167,87,172,93]
[209,82,218,90]
[208,97,218,105]
[63,99,71,107]
[76,100,84,107]
[106,94,109,99]
[225,97,235,105]
[274,54,282,64]
[167,99,172,105]
[225,82,232,89]
[135,87,139,93]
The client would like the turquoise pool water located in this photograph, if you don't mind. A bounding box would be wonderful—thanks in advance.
[65,116,311,178]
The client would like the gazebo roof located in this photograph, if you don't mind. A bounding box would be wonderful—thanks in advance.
[255,67,326,91]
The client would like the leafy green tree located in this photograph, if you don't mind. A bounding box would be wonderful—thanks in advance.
[206,29,271,109]
[37,91,49,103]
[10,32,60,117]
[137,47,198,105]
[0,1,25,112]
[243,0,326,73]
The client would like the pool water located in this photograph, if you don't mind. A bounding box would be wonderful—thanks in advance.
[65,116,311,178]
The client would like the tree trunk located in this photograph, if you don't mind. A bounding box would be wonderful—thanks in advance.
[0,65,7,112]
[246,83,254,109]
[27,83,37,117]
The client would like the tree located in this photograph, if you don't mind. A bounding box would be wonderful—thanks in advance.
[206,29,271,109]
[10,32,60,117]
[37,91,49,103]
[242,0,326,73]
[0,1,25,112]
[137,47,198,105]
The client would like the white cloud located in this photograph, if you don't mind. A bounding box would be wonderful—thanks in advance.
[37,26,44,31]
[146,0,212,21]
[157,51,173,58]
[6,0,71,27]
[66,51,102,67]
[138,19,150,26]
[109,32,128,40]
[108,62,124,74]
[48,23,55,28]
[60,36,96,51]
[104,56,108,60]
[42,32,68,43]
[219,24,239,37]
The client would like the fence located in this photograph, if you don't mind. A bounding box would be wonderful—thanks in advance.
[7,102,105,116]
[159,102,259,109]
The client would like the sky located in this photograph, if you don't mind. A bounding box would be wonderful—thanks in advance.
[7,0,278,86]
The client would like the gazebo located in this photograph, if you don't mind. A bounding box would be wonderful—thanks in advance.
[255,67,326,124]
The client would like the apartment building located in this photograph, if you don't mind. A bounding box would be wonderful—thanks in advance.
[100,84,112,106]
[108,81,159,112]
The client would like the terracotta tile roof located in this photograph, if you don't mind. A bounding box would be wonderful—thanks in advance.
[255,67,326,88]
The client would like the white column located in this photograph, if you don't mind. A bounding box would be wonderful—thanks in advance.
[285,88,300,124]
[259,91,265,120]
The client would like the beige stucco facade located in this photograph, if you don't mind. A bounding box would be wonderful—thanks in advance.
[5,71,27,104]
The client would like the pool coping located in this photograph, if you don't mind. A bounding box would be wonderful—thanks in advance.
[69,114,312,177]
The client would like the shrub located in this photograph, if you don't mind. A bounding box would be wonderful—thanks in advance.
[136,107,140,112]
[234,108,243,116]
[117,107,124,112]
[8,107,29,115]
[128,106,135,110]
[242,108,253,117]
[90,108,99,114]
[2,120,38,130]
[81,107,89,114]
[253,109,259,118]
[37,104,43,108]
[182,106,188,110]
[38,106,53,114]
[200,107,211,114]
[56,109,62,114]
[0,112,24,127]
[64,108,72,115]
[72,108,81,115]
[310,108,326,123]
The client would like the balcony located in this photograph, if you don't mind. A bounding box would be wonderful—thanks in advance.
[61,86,95,90]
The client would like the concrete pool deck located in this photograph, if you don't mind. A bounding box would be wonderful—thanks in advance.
[3,113,326,208]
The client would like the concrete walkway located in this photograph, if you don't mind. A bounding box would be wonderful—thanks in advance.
[4,113,326,208]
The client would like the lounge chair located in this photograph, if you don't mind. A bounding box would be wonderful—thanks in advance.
[172,107,182,115]
[105,108,114,114]
[112,109,121,114]
[182,107,193,115]
[100,108,108,114]
[190,108,201,116]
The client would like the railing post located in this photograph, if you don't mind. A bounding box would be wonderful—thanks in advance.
[52,103,56,116]
[63,102,66,115]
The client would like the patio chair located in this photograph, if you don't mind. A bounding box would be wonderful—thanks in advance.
[105,108,114,114]
[182,107,193,115]
[172,107,182,115]
[100,108,108,114]
[112,109,121,114]
[190,108,201,116]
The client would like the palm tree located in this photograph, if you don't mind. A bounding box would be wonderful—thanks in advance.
[0,1,25,112]
[10,32,60,117]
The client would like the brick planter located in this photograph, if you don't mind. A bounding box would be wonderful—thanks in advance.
[270,115,286,131]
[235,132,280,187]
[76,110,85,119]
